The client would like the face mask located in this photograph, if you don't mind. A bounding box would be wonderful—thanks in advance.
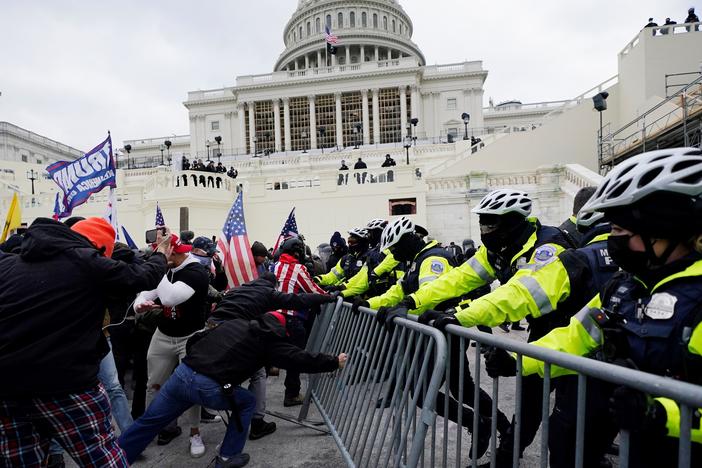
[192,254,212,268]
[607,234,650,276]
[481,230,508,253]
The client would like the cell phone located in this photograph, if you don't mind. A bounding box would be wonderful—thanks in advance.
[145,227,167,244]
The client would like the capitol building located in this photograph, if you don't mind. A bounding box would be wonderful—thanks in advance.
[2,0,702,247]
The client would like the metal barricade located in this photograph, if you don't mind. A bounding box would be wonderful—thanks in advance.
[299,299,447,468]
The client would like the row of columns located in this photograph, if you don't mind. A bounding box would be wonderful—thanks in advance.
[240,86,418,154]
[290,45,400,70]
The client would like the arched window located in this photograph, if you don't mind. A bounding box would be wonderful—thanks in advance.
[392,19,396,32]
[350,12,355,27]
[373,13,378,28]
[299,26,303,39]
[306,21,311,36]
[400,23,403,35]
[338,12,343,28]
[293,30,296,41]
[326,14,331,28]
[383,16,387,30]
[362,12,367,27]
[316,17,320,32]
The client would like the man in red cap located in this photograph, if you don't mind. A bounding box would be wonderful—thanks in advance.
[134,232,211,456]
[0,217,171,467]
[119,311,347,468]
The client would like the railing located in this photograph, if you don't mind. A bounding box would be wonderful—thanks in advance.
[540,75,619,122]
[602,75,702,164]
[620,22,702,57]
[123,134,190,147]
[306,302,702,468]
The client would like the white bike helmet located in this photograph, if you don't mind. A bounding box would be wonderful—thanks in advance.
[366,218,388,231]
[581,148,702,214]
[471,189,532,217]
[576,210,605,229]
[348,227,369,239]
[380,217,414,251]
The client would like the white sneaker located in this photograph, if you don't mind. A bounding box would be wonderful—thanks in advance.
[190,434,206,458]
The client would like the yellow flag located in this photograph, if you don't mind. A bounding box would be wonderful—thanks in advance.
[1,192,21,242]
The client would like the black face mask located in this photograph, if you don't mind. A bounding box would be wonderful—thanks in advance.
[607,234,651,276]
[391,233,424,262]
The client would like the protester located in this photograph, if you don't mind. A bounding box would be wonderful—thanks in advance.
[661,17,677,34]
[251,240,271,275]
[326,231,348,271]
[118,311,346,467]
[559,186,597,246]
[134,233,210,457]
[686,7,700,31]
[339,159,349,171]
[381,154,396,167]
[0,217,170,467]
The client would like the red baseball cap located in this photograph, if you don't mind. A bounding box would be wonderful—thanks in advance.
[170,234,193,254]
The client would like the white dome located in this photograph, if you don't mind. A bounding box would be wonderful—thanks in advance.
[275,0,425,71]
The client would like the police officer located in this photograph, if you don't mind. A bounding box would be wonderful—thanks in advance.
[315,227,370,287]
[558,186,597,246]
[505,148,702,467]
[428,210,618,466]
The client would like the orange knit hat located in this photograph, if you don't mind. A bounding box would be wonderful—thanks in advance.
[71,217,116,258]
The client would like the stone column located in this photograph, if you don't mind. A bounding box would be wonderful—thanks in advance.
[197,115,207,156]
[308,95,317,149]
[273,99,282,152]
[283,97,291,152]
[189,115,198,158]
[247,102,256,155]
[237,103,246,154]
[317,50,322,68]
[345,46,351,66]
[399,86,407,131]
[432,93,440,139]
[360,45,365,63]
[374,46,379,61]
[335,92,343,147]
[224,111,235,156]
[332,53,336,66]
[361,89,370,145]
[372,88,380,144]
[305,54,310,69]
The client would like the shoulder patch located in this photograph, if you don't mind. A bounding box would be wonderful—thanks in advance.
[533,245,557,264]
[430,260,445,275]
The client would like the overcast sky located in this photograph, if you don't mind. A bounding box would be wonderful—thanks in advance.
[0,0,693,151]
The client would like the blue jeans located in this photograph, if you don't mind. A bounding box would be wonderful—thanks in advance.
[49,339,134,455]
[118,363,255,463]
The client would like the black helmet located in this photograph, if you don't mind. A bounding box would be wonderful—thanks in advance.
[281,237,305,259]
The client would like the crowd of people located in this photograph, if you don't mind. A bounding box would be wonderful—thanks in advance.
[182,156,239,179]
[1,147,701,467]
[644,7,699,33]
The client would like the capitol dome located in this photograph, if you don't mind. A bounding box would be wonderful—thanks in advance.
[275,0,426,71]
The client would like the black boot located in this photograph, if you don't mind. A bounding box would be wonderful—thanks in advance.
[468,416,492,461]
[249,418,277,440]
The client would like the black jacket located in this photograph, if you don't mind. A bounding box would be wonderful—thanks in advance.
[0,218,168,398]
[210,276,331,322]
[184,314,339,386]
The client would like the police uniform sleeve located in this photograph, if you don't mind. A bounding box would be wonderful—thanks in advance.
[341,266,369,298]
[454,256,571,328]
[316,259,345,286]
[372,251,400,276]
[367,280,406,310]
[409,246,496,311]
[521,295,604,378]
[654,321,702,443]
[411,256,453,314]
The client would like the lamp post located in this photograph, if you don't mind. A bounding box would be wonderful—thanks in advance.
[26,169,37,195]
[206,140,211,161]
[253,136,258,157]
[410,118,419,145]
[124,144,132,169]
[461,112,470,140]
[592,92,609,173]
[159,144,165,166]
[214,135,222,163]
[353,124,361,149]
[164,140,172,166]
[300,131,307,153]
[318,126,326,154]
[404,136,412,165]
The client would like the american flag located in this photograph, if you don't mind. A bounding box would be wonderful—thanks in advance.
[155,203,165,227]
[272,208,299,254]
[325,25,338,44]
[218,192,258,289]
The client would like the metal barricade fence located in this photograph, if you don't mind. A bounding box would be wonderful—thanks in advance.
[299,303,702,468]
[298,299,447,468]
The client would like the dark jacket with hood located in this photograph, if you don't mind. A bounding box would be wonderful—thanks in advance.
[210,273,332,322]
[0,218,168,398]
[184,313,339,386]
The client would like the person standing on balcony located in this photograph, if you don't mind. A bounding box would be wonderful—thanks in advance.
[354,157,368,183]
[381,154,396,167]
[686,7,700,31]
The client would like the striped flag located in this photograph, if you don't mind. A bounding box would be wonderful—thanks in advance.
[218,192,258,288]
[155,203,165,227]
[271,208,299,254]
[104,188,121,242]
[324,25,338,44]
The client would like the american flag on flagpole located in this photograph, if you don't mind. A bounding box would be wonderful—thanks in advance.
[218,192,258,289]
[324,25,338,45]
[272,208,299,254]
[155,203,165,227]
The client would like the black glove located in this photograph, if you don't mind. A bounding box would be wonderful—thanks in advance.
[484,348,517,378]
[609,386,666,434]
[418,309,449,326]
[376,305,408,330]
[324,284,346,293]
[351,297,369,315]
[432,313,460,332]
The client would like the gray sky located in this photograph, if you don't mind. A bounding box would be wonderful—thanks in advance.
[0,0,693,151]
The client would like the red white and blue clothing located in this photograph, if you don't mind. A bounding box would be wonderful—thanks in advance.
[273,254,325,319]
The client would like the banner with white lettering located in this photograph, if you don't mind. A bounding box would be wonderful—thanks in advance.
[47,134,116,218]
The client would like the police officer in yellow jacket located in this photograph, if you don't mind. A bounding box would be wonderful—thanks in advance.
[315,227,370,287]
[494,148,702,467]
[425,212,618,467]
